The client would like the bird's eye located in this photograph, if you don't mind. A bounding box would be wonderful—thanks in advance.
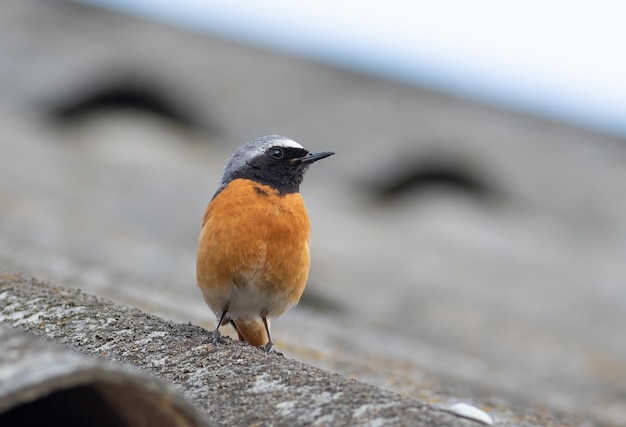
[269,148,284,159]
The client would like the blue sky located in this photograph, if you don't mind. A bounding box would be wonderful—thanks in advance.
[76,0,626,137]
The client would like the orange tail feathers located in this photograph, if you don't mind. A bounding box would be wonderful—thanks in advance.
[232,318,269,347]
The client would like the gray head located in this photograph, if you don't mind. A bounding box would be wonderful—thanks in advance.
[214,135,334,197]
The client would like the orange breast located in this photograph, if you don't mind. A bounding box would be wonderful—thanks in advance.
[196,179,311,316]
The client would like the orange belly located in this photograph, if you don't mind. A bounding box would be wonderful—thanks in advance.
[196,179,311,321]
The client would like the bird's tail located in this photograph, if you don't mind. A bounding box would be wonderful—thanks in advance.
[231,318,269,347]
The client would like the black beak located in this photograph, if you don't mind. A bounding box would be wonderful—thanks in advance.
[298,151,335,164]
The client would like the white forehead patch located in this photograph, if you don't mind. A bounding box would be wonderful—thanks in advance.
[272,138,304,150]
[239,136,304,160]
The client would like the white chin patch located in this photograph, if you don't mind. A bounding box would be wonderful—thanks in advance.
[274,138,304,150]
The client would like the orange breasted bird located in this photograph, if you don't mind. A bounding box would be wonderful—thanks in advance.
[196,135,334,353]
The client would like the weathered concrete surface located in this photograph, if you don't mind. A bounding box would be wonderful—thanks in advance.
[1,1,625,426]
[0,273,487,427]
[0,324,207,427]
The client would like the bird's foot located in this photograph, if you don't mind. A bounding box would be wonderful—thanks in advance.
[210,330,227,345]
[259,342,284,357]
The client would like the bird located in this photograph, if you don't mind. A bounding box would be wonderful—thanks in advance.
[196,135,334,353]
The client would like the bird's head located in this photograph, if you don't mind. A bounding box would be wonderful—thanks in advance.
[215,135,334,196]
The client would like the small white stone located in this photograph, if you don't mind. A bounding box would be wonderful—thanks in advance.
[449,402,493,425]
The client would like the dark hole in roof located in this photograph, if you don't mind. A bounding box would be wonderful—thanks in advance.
[0,385,126,427]
[49,79,210,133]
[370,157,497,202]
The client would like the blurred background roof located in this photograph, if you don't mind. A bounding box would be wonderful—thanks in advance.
[77,0,626,137]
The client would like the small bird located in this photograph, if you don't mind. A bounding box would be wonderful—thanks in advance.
[196,135,334,353]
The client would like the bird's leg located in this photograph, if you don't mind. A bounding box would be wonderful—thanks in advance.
[259,317,284,356]
[211,310,228,344]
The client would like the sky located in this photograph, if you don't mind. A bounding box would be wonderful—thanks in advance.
[76,0,626,137]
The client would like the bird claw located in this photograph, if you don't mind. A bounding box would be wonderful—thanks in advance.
[210,330,227,345]
[259,342,284,357]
